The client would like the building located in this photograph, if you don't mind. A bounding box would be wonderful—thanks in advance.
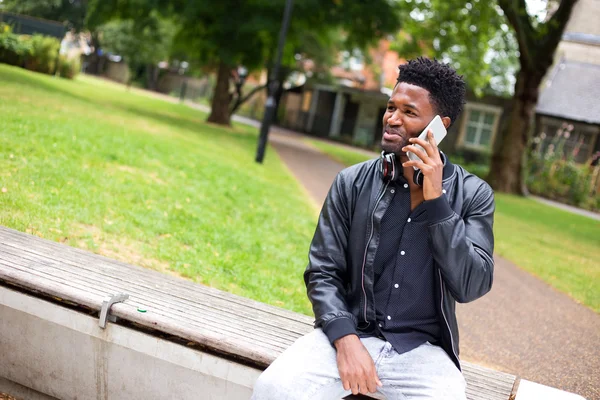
[534,0,600,164]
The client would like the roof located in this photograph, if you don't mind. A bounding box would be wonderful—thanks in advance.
[536,60,600,125]
[0,11,65,39]
[563,32,600,46]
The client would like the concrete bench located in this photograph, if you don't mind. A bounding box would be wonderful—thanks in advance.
[0,226,582,400]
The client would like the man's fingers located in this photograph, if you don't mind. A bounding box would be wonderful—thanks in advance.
[376,377,383,387]
[402,159,428,171]
[350,380,359,395]
[428,129,439,150]
[342,380,350,391]
[409,130,440,159]
[359,379,370,395]
[403,144,428,162]
[366,378,378,394]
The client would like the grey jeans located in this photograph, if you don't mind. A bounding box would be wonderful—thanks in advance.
[251,329,466,400]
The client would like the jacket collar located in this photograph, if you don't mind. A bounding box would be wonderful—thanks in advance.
[440,151,456,182]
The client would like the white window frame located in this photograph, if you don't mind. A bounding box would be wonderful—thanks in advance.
[458,102,503,151]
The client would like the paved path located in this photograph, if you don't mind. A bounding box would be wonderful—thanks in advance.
[268,127,599,400]
[531,195,600,221]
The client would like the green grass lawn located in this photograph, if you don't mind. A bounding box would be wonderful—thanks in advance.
[0,64,317,314]
[494,194,599,311]
[310,136,600,312]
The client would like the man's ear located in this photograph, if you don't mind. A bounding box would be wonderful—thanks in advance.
[441,116,451,129]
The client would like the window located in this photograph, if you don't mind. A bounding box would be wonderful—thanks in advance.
[460,103,502,150]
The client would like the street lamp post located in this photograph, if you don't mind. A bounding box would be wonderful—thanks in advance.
[255,0,294,164]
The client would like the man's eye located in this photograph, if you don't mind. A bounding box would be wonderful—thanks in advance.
[387,106,395,111]
[405,110,415,116]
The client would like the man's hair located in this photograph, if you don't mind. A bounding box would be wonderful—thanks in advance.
[397,57,466,126]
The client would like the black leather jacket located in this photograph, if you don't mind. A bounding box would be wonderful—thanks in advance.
[304,156,495,370]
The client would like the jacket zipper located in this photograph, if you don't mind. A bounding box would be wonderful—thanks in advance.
[360,182,389,324]
[438,270,459,364]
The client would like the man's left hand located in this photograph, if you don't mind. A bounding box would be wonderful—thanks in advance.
[402,129,444,200]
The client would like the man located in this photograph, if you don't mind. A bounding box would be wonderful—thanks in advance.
[252,57,495,400]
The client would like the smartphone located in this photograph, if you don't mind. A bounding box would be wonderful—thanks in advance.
[407,115,447,170]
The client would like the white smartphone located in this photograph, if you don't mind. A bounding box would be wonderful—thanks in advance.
[407,115,447,170]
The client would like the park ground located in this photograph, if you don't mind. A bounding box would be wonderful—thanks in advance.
[0,64,598,398]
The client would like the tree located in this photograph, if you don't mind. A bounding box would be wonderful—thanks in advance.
[488,0,578,194]
[391,0,578,194]
[87,0,401,126]
[98,13,175,88]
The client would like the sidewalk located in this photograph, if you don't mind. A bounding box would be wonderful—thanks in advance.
[531,195,600,221]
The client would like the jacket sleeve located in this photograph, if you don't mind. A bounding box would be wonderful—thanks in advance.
[423,182,495,303]
[304,172,357,344]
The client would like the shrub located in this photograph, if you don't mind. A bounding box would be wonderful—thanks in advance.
[58,55,81,79]
[528,124,600,211]
[24,35,61,74]
[0,24,32,66]
[451,153,490,181]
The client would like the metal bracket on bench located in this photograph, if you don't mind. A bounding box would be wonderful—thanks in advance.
[99,293,129,328]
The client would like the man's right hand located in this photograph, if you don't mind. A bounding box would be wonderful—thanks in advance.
[334,335,383,395]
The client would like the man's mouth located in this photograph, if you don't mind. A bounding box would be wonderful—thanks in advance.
[383,129,402,140]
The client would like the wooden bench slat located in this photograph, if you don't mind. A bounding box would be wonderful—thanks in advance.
[0,260,300,354]
[0,249,310,345]
[0,233,315,328]
[0,229,314,324]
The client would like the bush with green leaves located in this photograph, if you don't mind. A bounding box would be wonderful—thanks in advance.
[450,152,490,181]
[528,124,600,211]
[25,35,61,74]
[0,24,32,66]
[58,55,81,79]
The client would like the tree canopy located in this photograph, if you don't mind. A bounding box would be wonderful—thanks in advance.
[391,0,519,96]
[98,12,175,86]
[86,0,402,124]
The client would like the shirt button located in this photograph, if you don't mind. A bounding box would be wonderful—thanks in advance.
[378,323,383,328]
[394,283,399,288]
[407,218,411,222]
[442,189,447,194]
[400,250,406,255]
[390,189,395,194]
[387,316,391,320]
[403,183,409,189]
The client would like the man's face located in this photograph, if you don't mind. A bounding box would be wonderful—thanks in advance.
[381,82,437,156]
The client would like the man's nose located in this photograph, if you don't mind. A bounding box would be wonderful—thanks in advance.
[387,110,403,127]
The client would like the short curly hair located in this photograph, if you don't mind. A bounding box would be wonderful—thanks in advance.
[397,57,466,127]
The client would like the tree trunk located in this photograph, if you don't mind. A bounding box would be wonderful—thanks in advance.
[488,68,542,194]
[490,0,579,194]
[207,61,232,126]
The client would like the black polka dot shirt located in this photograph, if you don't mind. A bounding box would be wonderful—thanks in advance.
[360,175,441,354]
